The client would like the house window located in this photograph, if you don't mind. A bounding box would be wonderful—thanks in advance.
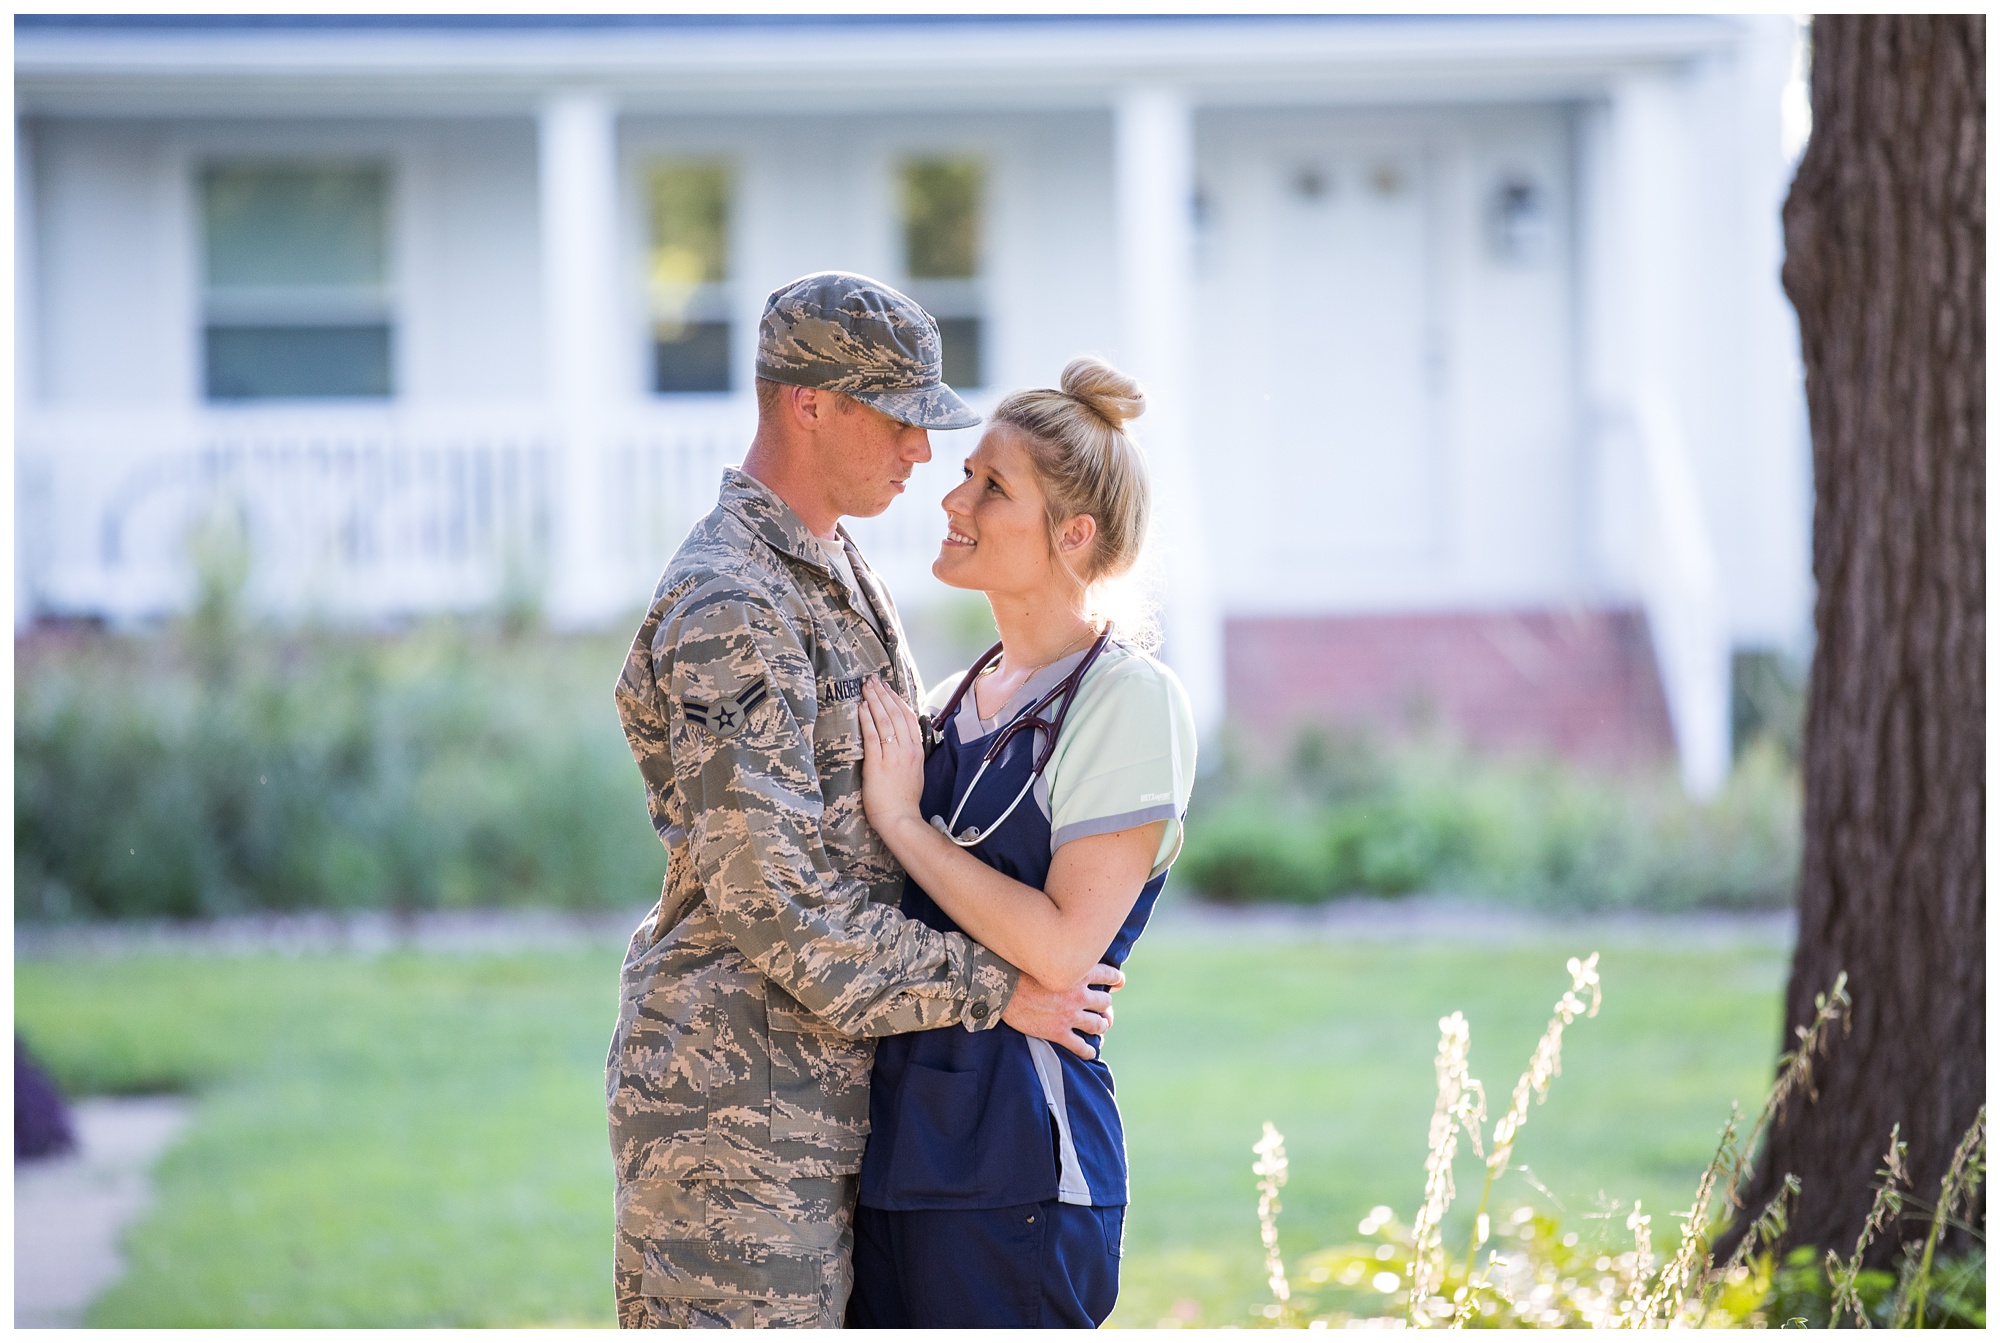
[898,156,985,389]
[202,163,393,401]
[648,160,733,394]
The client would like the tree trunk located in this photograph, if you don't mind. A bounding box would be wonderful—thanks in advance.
[1731,15,1984,1262]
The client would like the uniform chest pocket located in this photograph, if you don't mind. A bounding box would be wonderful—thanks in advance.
[811,670,872,770]
[812,700,862,771]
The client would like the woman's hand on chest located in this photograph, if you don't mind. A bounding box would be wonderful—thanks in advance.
[857,675,930,834]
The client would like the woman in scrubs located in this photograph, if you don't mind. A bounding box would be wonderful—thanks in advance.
[847,357,1198,1328]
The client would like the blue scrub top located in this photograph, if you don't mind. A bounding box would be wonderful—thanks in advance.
[858,673,1171,1213]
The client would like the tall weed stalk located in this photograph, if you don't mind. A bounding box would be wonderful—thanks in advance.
[1408,1012,1483,1317]
[1252,1122,1294,1323]
[1463,955,1600,1279]
[1894,1106,1987,1328]
[1249,965,1982,1329]
[1826,1124,1907,1326]
[1719,973,1851,1219]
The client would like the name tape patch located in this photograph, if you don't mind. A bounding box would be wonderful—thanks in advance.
[817,675,868,707]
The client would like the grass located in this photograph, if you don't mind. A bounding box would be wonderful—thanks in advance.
[1111,922,1787,1327]
[14,914,1788,1328]
[17,948,626,1327]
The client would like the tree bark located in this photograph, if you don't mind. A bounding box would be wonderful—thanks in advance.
[1730,15,1984,1262]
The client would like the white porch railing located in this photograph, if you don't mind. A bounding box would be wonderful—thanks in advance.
[14,402,984,630]
[19,399,1000,635]
[1592,392,1732,798]
[14,404,697,625]
[597,407,756,613]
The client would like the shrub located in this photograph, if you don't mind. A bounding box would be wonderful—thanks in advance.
[1170,796,1333,904]
[1175,731,1801,911]
[16,597,665,921]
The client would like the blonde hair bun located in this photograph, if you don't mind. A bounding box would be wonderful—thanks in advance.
[1060,356,1146,431]
[990,356,1153,606]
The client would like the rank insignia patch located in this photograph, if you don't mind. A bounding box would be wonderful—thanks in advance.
[684,677,770,739]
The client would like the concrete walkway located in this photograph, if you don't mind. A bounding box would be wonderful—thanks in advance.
[14,897,1794,960]
[1145,892,1796,949]
[15,1096,191,1328]
[15,906,653,959]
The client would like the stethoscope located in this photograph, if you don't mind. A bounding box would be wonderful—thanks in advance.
[922,624,1115,848]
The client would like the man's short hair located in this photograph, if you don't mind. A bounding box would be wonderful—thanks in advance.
[755,377,860,423]
[754,375,786,421]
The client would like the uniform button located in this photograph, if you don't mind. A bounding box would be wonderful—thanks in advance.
[971,1001,991,1021]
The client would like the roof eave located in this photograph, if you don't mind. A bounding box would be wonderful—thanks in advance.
[15,14,1749,118]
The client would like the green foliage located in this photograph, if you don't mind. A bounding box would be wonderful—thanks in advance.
[16,577,664,920]
[1106,935,1787,1327]
[17,950,622,1327]
[1731,647,1807,766]
[1250,962,1985,1330]
[1766,1244,1986,1329]
[1177,728,1801,911]
[900,156,984,279]
[16,933,1788,1328]
[1281,1219,1985,1329]
[1284,1204,1774,1328]
[648,160,732,290]
[1164,797,1334,903]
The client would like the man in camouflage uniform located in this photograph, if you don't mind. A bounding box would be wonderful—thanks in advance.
[609,272,1121,1328]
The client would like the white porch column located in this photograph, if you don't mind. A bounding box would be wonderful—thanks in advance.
[1114,86,1224,742]
[1583,77,1730,797]
[539,90,623,627]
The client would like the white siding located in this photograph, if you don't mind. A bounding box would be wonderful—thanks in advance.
[17,15,1810,696]
[1448,106,1583,607]
[33,117,546,411]
[616,110,1122,607]
[417,119,544,403]
[1674,24,1811,651]
[35,120,189,406]
[1192,104,1580,616]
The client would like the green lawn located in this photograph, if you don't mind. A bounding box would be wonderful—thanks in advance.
[15,919,1788,1328]
[1113,926,1788,1327]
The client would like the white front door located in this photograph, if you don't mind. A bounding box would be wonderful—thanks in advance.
[1260,141,1440,562]
[1193,120,1452,613]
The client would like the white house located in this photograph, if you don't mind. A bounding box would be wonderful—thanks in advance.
[14,14,1811,794]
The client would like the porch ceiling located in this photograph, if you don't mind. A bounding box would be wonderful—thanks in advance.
[16,14,1742,119]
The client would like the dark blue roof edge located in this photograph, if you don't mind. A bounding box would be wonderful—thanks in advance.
[15,12,1597,33]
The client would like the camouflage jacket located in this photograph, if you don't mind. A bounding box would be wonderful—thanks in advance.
[608,468,1019,1184]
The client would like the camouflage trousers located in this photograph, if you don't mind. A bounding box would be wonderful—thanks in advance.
[615,1174,856,1329]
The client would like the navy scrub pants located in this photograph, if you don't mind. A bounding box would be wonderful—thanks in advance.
[845,1199,1124,1328]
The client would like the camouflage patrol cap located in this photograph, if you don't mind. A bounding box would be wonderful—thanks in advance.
[756,271,980,431]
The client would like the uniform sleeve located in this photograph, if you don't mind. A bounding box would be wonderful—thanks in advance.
[1045,659,1199,877]
[665,588,1017,1036]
